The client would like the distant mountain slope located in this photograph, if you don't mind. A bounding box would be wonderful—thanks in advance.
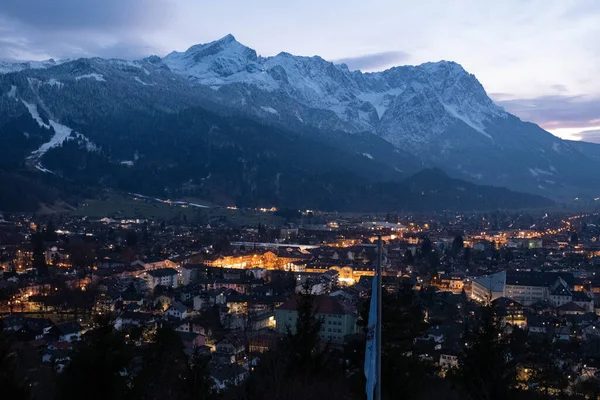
[566,140,600,163]
[0,101,550,212]
[0,34,589,211]
[161,35,600,197]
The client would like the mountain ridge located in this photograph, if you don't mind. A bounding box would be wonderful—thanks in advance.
[0,34,597,212]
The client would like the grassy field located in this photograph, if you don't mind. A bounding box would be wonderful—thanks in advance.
[75,193,285,226]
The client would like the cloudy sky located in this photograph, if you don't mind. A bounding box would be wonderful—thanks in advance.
[1,0,598,142]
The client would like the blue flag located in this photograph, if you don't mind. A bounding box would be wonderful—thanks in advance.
[364,274,378,400]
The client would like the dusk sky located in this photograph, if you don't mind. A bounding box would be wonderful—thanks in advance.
[1,0,598,142]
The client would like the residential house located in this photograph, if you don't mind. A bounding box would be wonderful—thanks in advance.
[166,302,188,320]
[114,311,156,330]
[181,263,208,286]
[143,268,179,290]
[572,291,595,313]
[211,364,249,391]
[50,321,84,342]
[214,334,246,364]
[557,302,587,316]
[177,331,206,354]
[275,295,358,343]
[439,353,459,370]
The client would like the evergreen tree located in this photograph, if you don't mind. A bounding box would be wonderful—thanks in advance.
[570,232,579,245]
[126,230,139,247]
[131,326,190,400]
[0,320,27,399]
[404,249,414,264]
[44,220,58,241]
[450,305,516,400]
[55,314,131,400]
[186,349,215,399]
[243,285,350,400]
[31,230,48,276]
[451,235,464,255]
[420,237,433,256]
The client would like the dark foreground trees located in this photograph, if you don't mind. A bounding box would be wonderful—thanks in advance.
[242,286,353,400]
[56,314,132,400]
[449,305,517,400]
[0,320,28,400]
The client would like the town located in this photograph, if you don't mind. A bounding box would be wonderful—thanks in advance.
[1,206,600,399]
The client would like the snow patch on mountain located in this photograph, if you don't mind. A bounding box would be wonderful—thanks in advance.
[35,163,54,174]
[442,103,492,140]
[22,100,97,159]
[76,73,105,82]
[46,79,64,89]
[7,85,17,98]
[133,76,153,86]
[22,100,50,129]
[529,167,554,177]
[260,106,278,114]
[31,120,75,157]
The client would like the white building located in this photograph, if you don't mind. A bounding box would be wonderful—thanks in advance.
[143,268,179,290]
[471,270,575,306]
[166,302,188,319]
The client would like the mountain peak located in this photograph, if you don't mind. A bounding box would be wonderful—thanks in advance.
[218,33,237,43]
[174,34,257,62]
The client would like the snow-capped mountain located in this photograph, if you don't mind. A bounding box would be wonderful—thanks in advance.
[163,35,600,196]
[0,34,599,203]
[0,58,68,75]
[164,35,507,141]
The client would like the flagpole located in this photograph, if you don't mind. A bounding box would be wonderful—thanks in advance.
[376,235,382,400]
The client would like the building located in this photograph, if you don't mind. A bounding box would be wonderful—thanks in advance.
[439,354,459,370]
[471,271,507,303]
[50,321,84,342]
[471,270,575,306]
[142,268,179,290]
[211,365,249,391]
[275,295,358,343]
[181,263,208,286]
[214,334,246,364]
[165,301,188,319]
[114,311,156,330]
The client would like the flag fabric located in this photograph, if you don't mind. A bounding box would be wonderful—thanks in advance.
[364,274,378,400]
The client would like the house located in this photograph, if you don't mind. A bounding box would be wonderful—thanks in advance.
[181,263,208,286]
[132,257,178,271]
[549,281,573,307]
[177,331,206,354]
[439,353,459,370]
[553,326,573,341]
[166,302,188,320]
[42,349,71,371]
[50,321,84,342]
[571,291,594,313]
[121,290,144,305]
[143,268,179,290]
[15,318,53,341]
[211,364,249,391]
[275,295,358,343]
[557,302,586,316]
[114,311,156,330]
[329,288,359,303]
[214,334,246,364]
[492,297,525,326]
[193,289,227,311]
